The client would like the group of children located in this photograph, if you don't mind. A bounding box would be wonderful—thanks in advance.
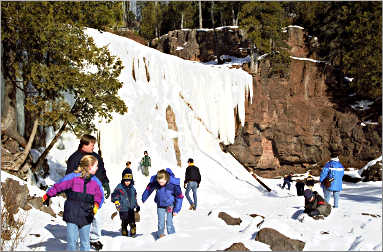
[110,161,184,239]
[42,155,184,251]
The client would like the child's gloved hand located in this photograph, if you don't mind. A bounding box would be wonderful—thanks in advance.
[114,201,121,211]
[93,203,99,215]
[42,194,50,207]
[135,205,140,213]
[184,183,187,189]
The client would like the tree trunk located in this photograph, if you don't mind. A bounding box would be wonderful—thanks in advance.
[232,7,236,26]
[181,12,184,29]
[5,118,38,171]
[250,43,258,74]
[1,80,27,147]
[155,1,159,38]
[199,1,202,29]
[123,1,129,27]
[32,120,68,173]
[211,1,215,28]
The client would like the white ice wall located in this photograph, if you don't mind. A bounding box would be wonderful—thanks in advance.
[83,28,252,172]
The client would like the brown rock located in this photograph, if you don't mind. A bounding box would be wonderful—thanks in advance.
[255,228,305,251]
[151,27,249,63]
[1,178,30,215]
[218,212,242,225]
[224,242,250,251]
[361,162,382,182]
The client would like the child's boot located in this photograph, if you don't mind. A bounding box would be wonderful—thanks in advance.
[121,221,128,236]
[129,223,136,237]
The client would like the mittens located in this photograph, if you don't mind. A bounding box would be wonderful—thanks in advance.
[114,201,121,211]
[42,194,50,207]
[93,203,99,215]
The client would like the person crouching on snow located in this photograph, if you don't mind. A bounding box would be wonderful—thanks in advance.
[42,155,104,251]
[111,164,140,237]
[142,168,183,239]
[303,189,331,220]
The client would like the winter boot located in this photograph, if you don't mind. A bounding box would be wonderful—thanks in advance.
[129,223,136,237]
[121,221,128,236]
[158,234,166,239]
[90,241,103,251]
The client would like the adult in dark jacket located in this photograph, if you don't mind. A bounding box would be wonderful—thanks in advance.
[66,134,109,250]
[319,149,344,208]
[295,180,305,196]
[281,173,293,190]
[43,155,104,251]
[303,189,331,218]
[184,158,201,210]
[111,165,140,237]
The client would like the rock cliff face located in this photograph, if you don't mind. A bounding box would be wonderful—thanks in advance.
[227,27,381,176]
[151,27,249,62]
[155,27,381,177]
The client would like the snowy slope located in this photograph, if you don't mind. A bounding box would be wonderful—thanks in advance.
[5,29,382,251]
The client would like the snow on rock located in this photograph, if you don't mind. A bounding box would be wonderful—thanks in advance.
[290,56,327,63]
[358,156,382,176]
[176,46,184,51]
[351,100,374,111]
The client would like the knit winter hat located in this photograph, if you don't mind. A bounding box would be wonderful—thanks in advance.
[303,189,313,200]
[122,168,133,182]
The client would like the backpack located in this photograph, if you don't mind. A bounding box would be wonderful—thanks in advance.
[322,162,334,188]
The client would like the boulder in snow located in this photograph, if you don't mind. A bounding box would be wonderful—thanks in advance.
[255,228,305,251]
[224,242,250,251]
[218,212,242,225]
[361,162,382,182]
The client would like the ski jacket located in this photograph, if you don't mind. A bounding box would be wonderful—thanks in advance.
[319,158,344,191]
[66,150,109,184]
[142,168,183,213]
[304,191,331,217]
[46,172,104,227]
[111,183,138,212]
[184,165,201,185]
[283,175,292,182]
[141,156,151,167]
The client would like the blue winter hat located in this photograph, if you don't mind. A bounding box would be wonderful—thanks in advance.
[303,189,313,200]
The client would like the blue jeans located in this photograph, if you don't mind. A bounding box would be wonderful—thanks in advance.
[90,209,101,242]
[282,181,291,190]
[157,207,175,236]
[66,222,90,251]
[323,187,340,208]
[185,181,198,209]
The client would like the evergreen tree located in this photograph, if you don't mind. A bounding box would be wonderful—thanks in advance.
[292,1,382,99]
[1,2,127,172]
[239,2,290,75]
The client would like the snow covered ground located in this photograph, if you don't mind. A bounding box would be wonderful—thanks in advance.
[2,28,381,251]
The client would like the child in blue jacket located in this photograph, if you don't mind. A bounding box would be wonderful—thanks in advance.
[142,168,183,239]
[111,164,140,237]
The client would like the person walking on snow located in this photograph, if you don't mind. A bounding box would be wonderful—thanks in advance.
[42,155,104,251]
[140,151,151,177]
[66,134,110,250]
[184,158,201,210]
[303,189,331,219]
[320,149,344,208]
[111,163,140,237]
[281,173,293,190]
[142,168,183,239]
